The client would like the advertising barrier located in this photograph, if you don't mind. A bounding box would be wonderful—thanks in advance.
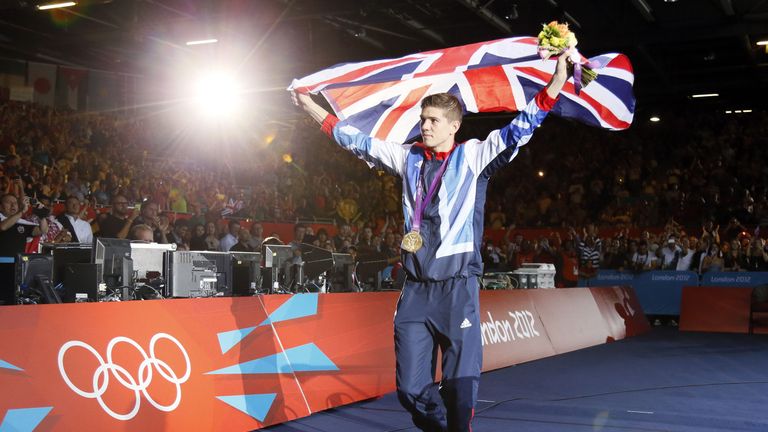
[0,287,647,431]
[679,287,753,333]
[700,272,768,288]
[588,271,768,316]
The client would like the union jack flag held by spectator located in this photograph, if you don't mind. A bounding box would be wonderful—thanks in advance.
[290,36,635,144]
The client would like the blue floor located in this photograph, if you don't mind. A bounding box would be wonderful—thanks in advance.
[265,328,768,431]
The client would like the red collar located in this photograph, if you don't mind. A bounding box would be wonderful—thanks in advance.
[415,142,458,161]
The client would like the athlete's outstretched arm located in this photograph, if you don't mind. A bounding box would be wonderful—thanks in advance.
[292,91,329,125]
[291,91,408,177]
[545,50,570,99]
[467,51,572,175]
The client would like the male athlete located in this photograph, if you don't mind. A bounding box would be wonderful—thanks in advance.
[294,51,570,432]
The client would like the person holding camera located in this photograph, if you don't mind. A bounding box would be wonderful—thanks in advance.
[0,193,49,256]
[659,234,682,270]
[630,240,658,272]
[1,192,49,293]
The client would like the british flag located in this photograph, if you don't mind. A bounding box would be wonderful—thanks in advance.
[290,36,635,144]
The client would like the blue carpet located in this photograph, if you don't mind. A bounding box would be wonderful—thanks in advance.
[265,328,768,431]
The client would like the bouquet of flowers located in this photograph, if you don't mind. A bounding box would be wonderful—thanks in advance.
[537,21,598,93]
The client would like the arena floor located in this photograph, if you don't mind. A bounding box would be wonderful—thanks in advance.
[265,327,768,431]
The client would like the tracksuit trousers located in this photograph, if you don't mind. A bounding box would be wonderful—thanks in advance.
[394,276,482,432]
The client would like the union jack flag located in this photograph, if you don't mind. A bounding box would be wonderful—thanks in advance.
[290,36,635,144]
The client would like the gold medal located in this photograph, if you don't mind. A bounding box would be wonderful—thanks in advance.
[401,231,423,253]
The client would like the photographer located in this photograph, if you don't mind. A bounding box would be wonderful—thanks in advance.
[1,193,49,292]
[629,240,658,272]
[658,234,682,270]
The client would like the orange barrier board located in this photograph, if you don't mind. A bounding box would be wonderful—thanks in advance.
[0,287,647,431]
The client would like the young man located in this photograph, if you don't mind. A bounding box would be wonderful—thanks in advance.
[294,52,570,432]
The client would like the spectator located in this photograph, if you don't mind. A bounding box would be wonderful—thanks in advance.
[130,224,154,242]
[630,240,657,272]
[231,228,256,252]
[701,243,724,273]
[204,221,220,251]
[94,194,136,239]
[481,239,506,271]
[601,237,625,270]
[675,237,695,271]
[169,218,189,250]
[246,222,264,250]
[742,238,768,271]
[1,193,47,255]
[658,234,682,270]
[189,223,207,251]
[56,196,92,244]
[572,227,602,283]
[130,200,169,244]
[219,220,240,252]
[556,239,579,287]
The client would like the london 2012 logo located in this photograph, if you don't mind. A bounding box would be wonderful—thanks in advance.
[57,333,191,421]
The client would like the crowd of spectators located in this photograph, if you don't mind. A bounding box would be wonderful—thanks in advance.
[2,100,768,285]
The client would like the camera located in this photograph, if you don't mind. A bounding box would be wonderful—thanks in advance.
[32,205,50,218]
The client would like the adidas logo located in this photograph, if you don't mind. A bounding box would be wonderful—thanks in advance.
[460,318,472,329]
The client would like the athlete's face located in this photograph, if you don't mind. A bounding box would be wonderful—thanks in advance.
[420,106,460,152]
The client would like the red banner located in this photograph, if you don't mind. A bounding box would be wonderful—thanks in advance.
[0,288,647,431]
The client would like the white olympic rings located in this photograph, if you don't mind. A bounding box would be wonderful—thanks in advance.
[57,333,191,421]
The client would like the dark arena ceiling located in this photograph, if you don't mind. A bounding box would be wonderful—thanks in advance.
[1,0,767,117]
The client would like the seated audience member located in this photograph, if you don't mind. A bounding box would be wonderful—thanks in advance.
[332,223,353,251]
[95,194,136,239]
[231,228,256,252]
[204,221,220,251]
[169,218,189,250]
[189,223,207,251]
[130,224,155,242]
[246,222,264,250]
[219,220,240,252]
[57,196,93,244]
[130,200,169,244]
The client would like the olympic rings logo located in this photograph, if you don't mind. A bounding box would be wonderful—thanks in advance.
[57,333,191,421]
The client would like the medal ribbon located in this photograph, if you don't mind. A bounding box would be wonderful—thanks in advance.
[411,151,452,233]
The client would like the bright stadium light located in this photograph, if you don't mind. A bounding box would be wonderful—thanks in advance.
[192,70,243,120]
[649,116,661,122]
[186,39,218,46]
[37,1,76,10]
[691,93,719,98]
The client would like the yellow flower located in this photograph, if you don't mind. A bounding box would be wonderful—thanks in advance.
[549,36,565,48]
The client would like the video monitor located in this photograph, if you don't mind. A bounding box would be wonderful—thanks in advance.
[93,238,133,289]
[130,242,176,280]
[52,246,92,288]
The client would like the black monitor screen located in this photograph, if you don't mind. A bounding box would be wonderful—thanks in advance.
[52,247,92,288]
